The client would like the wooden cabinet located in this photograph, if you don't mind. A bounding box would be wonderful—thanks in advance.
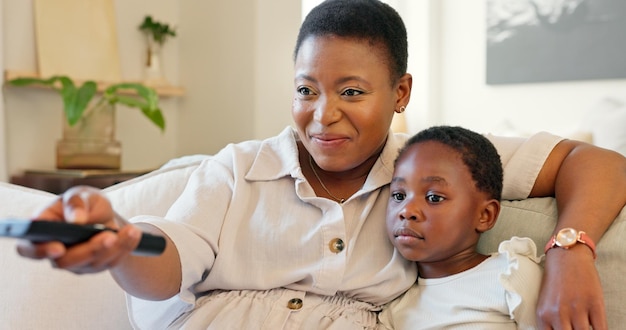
[10,169,150,194]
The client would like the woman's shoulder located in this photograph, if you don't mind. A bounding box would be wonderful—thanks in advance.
[204,127,301,179]
[211,127,296,160]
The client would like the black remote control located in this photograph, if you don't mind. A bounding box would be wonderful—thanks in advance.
[0,219,165,256]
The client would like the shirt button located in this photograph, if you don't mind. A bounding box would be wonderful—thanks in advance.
[329,238,345,253]
[287,298,303,310]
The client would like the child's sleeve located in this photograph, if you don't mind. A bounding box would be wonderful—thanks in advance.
[498,237,544,330]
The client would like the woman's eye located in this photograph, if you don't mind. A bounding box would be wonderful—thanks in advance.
[391,192,406,202]
[342,88,363,96]
[297,87,314,96]
[426,193,445,203]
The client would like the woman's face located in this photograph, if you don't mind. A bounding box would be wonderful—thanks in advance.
[292,35,411,172]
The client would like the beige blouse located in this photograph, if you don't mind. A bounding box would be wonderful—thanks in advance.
[127,127,562,329]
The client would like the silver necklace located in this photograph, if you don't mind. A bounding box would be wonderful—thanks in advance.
[308,155,346,204]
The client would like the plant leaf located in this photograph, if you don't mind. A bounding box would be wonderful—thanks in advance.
[138,15,176,45]
[56,77,80,126]
[106,84,165,131]
[141,106,166,131]
[8,75,67,92]
[10,75,165,131]
[9,77,56,87]
[66,81,97,126]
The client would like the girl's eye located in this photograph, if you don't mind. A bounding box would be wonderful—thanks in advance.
[297,87,314,96]
[391,192,406,202]
[342,88,363,96]
[426,193,445,203]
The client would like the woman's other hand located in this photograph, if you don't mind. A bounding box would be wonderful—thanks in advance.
[537,247,608,330]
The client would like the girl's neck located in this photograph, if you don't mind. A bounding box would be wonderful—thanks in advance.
[417,252,489,279]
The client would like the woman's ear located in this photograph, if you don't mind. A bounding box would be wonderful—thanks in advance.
[396,73,412,109]
[476,199,500,233]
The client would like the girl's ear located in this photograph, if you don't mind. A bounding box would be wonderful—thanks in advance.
[476,199,500,233]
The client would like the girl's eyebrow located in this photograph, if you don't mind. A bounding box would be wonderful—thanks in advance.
[422,176,448,185]
[391,176,448,185]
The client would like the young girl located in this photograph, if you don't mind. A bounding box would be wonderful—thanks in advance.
[380,126,543,329]
[17,1,623,329]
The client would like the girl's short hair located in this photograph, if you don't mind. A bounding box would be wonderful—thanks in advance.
[398,126,504,201]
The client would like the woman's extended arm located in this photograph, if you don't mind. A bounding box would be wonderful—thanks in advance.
[530,139,626,330]
[109,223,182,300]
[16,186,182,301]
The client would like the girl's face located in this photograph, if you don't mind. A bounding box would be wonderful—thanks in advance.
[386,141,497,277]
[292,35,411,172]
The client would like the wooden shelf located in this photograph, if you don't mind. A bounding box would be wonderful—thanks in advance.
[4,70,185,97]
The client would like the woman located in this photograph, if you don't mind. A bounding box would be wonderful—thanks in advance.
[19,0,626,329]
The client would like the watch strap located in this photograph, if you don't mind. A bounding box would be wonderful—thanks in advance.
[544,228,597,259]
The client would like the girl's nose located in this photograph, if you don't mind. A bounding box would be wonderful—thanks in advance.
[399,199,424,222]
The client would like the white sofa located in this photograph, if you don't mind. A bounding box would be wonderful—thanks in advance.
[0,155,624,329]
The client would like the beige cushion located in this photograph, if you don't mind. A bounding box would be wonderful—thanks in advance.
[0,156,207,329]
[479,198,626,329]
[103,154,209,219]
[0,183,132,329]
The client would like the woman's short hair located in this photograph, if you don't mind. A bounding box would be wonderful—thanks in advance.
[294,0,408,83]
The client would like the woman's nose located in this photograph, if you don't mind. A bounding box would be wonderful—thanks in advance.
[313,96,341,125]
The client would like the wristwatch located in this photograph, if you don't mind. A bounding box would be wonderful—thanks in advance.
[544,227,597,259]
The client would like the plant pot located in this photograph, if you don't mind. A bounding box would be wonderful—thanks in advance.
[144,35,168,86]
[56,101,121,169]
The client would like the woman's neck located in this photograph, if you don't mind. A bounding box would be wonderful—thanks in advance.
[298,142,382,202]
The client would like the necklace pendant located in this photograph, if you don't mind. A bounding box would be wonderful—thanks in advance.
[309,155,348,204]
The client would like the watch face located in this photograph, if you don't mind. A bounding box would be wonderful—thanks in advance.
[556,228,578,248]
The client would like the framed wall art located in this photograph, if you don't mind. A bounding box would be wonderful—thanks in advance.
[486,0,626,84]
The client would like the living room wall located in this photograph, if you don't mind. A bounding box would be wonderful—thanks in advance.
[4,0,624,182]
[2,0,298,180]
[432,0,626,139]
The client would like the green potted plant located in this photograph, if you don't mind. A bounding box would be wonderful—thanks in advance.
[139,15,177,45]
[139,15,176,85]
[8,76,165,169]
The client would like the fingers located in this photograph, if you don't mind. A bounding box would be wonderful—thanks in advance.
[588,299,608,330]
[16,240,66,259]
[17,185,135,275]
[18,225,142,274]
[61,186,114,226]
[33,196,66,221]
[537,248,608,330]
[57,225,142,273]
[32,186,114,226]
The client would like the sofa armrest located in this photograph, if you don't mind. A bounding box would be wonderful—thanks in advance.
[104,155,210,219]
[0,182,132,329]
